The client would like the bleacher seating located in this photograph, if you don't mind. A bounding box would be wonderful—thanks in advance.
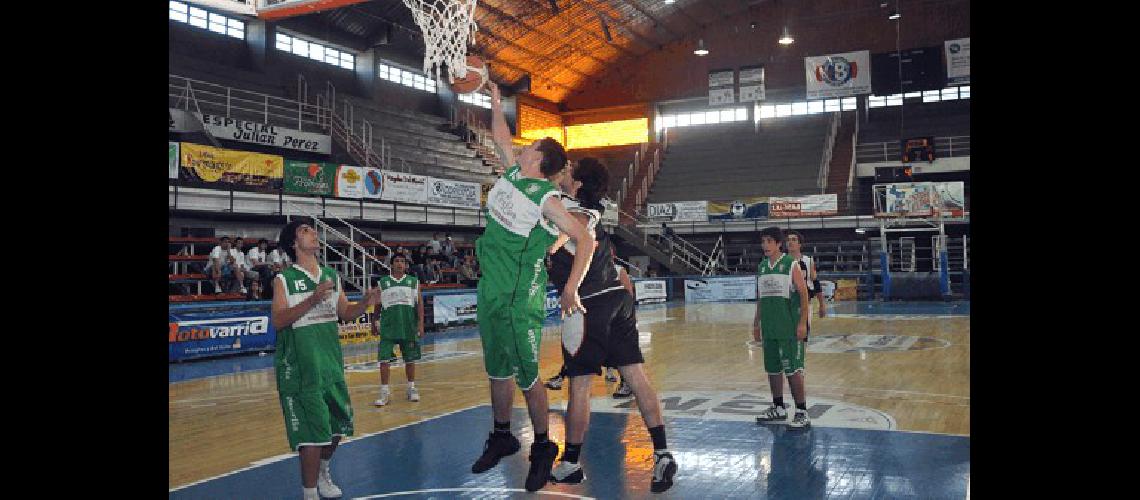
[648,115,832,203]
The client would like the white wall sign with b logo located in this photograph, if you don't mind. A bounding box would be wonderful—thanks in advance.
[804,50,872,99]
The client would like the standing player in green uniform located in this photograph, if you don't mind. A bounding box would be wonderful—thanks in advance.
[271,217,381,500]
[371,254,424,407]
[470,82,596,492]
[752,226,813,429]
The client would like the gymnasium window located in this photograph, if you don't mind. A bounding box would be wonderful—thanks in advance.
[869,85,971,107]
[275,32,354,71]
[655,107,749,131]
[377,62,439,95]
[170,1,244,40]
[458,92,490,108]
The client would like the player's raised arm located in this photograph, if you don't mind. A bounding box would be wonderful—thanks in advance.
[489,83,515,170]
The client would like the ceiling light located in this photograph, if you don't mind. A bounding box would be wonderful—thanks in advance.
[888,10,901,20]
[665,0,675,4]
[693,38,709,56]
[778,26,794,45]
[855,227,867,234]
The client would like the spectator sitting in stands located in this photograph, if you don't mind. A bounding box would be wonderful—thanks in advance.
[459,254,480,287]
[412,245,430,280]
[204,236,246,295]
[249,276,263,300]
[427,233,443,260]
[441,233,459,268]
[269,244,291,276]
[234,237,254,291]
[423,257,443,285]
[247,239,274,296]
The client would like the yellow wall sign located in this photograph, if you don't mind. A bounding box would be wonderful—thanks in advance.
[179,142,284,187]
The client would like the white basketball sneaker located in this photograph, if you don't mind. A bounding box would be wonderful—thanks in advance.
[755,404,788,423]
[407,386,420,402]
[317,463,342,498]
[788,409,811,429]
[373,387,390,407]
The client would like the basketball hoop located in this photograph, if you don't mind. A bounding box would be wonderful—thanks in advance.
[401,0,481,85]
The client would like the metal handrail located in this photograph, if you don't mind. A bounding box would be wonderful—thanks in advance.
[168,74,325,133]
[855,135,971,163]
[284,200,391,290]
[817,112,840,192]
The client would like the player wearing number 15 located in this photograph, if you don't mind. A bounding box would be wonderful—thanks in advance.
[271,217,382,500]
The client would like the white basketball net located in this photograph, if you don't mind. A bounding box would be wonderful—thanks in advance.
[401,0,481,85]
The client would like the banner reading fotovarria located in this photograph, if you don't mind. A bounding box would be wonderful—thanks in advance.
[380,171,429,204]
[768,194,838,217]
[180,143,283,189]
[804,50,871,99]
[427,177,481,209]
[944,38,970,85]
[334,165,365,199]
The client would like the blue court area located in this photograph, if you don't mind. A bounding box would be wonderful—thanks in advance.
[170,405,969,499]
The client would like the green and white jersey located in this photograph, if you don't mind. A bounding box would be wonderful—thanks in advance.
[477,164,561,297]
[757,253,802,341]
[377,273,419,340]
[274,264,345,394]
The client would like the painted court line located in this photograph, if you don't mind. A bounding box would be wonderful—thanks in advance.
[355,489,595,499]
[169,403,482,492]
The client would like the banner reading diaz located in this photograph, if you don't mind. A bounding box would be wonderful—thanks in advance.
[180,143,283,190]
[283,161,335,196]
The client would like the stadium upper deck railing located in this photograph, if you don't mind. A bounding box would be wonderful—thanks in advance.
[855,135,970,163]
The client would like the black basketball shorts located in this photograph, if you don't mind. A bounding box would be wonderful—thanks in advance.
[561,290,645,377]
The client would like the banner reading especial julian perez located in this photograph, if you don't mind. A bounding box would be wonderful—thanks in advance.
[804,50,871,99]
[427,177,480,209]
[170,109,331,154]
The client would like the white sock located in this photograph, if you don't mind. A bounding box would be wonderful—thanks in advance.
[320,458,331,472]
[303,487,319,499]
[407,381,415,389]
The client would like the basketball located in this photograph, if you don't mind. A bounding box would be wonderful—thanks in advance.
[449,55,487,95]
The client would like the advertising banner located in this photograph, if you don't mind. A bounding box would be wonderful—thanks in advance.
[170,109,331,153]
[169,141,179,180]
[427,177,481,209]
[945,38,970,85]
[338,307,375,344]
[432,292,478,325]
[546,288,561,318]
[363,168,384,199]
[684,276,757,303]
[646,201,708,222]
[739,65,766,102]
[769,194,838,217]
[708,197,769,220]
[805,50,872,99]
[634,279,667,304]
[283,161,335,196]
[709,69,736,105]
[334,165,365,199]
[380,171,429,204]
[179,142,283,190]
[169,309,276,362]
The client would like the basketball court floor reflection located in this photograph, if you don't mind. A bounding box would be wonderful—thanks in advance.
[169,300,970,499]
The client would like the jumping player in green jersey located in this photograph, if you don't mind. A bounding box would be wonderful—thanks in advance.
[752,226,813,429]
[470,82,596,493]
[271,217,382,500]
[371,254,424,407]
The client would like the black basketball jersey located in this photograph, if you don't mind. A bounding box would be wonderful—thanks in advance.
[548,194,620,297]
